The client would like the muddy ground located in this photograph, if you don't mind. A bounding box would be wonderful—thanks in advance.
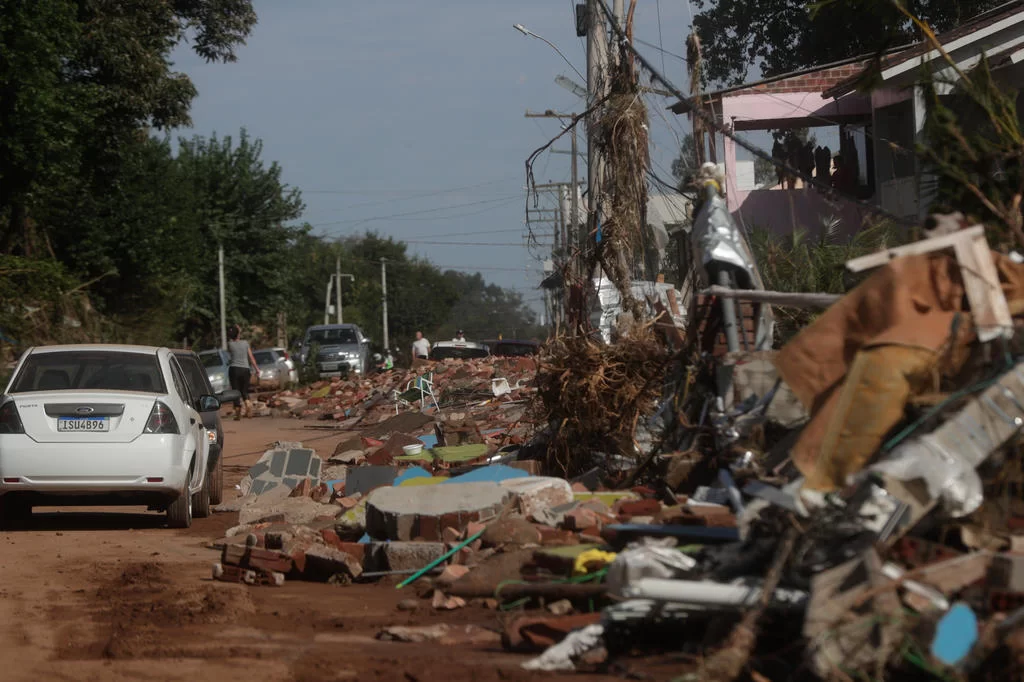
[0,416,687,681]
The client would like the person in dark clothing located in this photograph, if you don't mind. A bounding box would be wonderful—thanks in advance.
[227,325,259,420]
[771,135,787,188]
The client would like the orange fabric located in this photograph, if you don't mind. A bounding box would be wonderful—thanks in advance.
[775,251,1024,488]
[803,345,937,490]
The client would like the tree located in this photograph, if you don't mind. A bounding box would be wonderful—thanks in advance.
[671,134,700,189]
[0,0,89,256]
[0,0,257,254]
[692,0,1005,87]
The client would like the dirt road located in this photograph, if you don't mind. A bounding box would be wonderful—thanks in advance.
[0,416,660,681]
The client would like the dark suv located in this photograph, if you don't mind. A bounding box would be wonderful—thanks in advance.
[172,350,240,505]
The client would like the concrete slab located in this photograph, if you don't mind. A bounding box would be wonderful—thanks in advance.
[366,481,511,541]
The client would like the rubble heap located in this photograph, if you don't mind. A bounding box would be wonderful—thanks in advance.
[206,226,1024,680]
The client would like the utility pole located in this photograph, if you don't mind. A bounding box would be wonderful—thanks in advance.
[586,0,608,274]
[525,111,582,277]
[218,245,227,350]
[324,276,334,325]
[380,258,389,350]
[336,254,342,324]
[569,122,580,276]
[336,273,355,324]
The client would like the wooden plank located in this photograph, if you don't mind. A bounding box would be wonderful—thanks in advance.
[701,285,840,309]
[845,225,986,273]
[953,229,1013,342]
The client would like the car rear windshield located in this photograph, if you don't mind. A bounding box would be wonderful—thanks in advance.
[10,351,167,394]
[253,350,276,365]
[200,351,226,368]
[308,328,358,345]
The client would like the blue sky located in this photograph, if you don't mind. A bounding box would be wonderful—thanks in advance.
[172,1,694,311]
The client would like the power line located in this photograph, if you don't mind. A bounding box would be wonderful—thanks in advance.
[634,38,688,63]
[311,196,524,230]
[302,176,520,196]
[402,240,552,247]
[655,0,667,75]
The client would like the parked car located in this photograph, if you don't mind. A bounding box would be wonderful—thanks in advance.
[253,348,292,387]
[430,340,490,361]
[485,339,541,357]
[199,349,230,393]
[0,344,218,528]
[299,324,371,378]
[172,349,240,506]
[269,347,299,384]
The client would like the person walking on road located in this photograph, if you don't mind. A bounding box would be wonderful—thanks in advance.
[227,324,259,420]
[412,331,431,361]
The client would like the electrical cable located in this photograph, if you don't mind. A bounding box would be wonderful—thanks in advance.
[655,0,667,75]
[312,196,523,231]
[634,38,687,63]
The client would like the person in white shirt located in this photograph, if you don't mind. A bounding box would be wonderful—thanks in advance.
[411,331,431,361]
[453,329,466,342]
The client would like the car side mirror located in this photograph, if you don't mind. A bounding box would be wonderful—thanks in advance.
[197,395,221,412]
[216,389,241,404]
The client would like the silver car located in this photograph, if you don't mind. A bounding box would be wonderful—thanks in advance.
[299,324,370,378]
[253,349,293,388]
[199,349,230,393]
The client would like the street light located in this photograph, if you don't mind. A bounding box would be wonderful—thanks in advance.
[512,23,586,83]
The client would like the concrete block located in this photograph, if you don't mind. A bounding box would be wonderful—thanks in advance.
[368,541,447,572]
[500,476,574,519]
[365,481,511,541]
[301,544,363,581]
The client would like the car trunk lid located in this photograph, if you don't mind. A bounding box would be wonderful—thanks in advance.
[14,391,162,444]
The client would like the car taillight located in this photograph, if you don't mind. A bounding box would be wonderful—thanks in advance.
[0,401,24,434]
[144,401,179,434]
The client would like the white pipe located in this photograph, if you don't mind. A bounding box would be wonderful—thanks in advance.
[622,578,808,609]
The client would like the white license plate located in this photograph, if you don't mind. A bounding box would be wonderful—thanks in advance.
[321,363,338,371]
[57,417,109,432]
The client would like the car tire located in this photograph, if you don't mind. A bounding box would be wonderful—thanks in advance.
[192,472,211,519]
[167,479,193,529]
[208,452,224,506]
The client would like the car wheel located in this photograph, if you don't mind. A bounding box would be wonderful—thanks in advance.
[167,478,193,529]
[209,452,224,506]
[192,471,211,519]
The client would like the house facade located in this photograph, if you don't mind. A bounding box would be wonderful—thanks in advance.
[672,1,1024,235]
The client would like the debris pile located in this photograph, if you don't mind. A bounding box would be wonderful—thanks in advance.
[265,356,536,430]
[207,225,1024,679]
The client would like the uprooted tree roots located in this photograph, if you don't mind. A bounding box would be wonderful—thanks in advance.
[533,323,671,478]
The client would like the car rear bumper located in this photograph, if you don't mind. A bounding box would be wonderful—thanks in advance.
[0,434,189,497]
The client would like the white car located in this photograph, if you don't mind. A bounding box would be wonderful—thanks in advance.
[0,344,215,528]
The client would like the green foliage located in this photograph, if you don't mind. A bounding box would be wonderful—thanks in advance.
[692,0,1004,86]
[0,0,256,256]
[918,59,1024,247]
[749,220,907,342]
[0,1,539,356]
[299,342,321,384]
